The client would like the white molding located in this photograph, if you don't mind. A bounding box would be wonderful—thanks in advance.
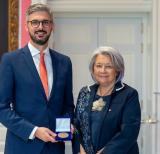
[47,0,152,13]
[152,0,160,153]
[32,0,47,4]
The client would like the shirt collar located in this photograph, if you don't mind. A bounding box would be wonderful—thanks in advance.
[28,42,50,57]
[88,81,125,93]
[115,81,125,91]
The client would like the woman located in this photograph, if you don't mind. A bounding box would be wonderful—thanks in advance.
[74,46,141,154]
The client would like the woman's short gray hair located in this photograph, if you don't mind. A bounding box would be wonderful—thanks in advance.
[89,46,125,83]
[26,3,54,22]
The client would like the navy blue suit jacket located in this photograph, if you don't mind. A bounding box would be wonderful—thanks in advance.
[0,45,74,154]
[74,82,141,154]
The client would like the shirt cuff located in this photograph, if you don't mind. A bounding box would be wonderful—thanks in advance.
[29,126,38,140]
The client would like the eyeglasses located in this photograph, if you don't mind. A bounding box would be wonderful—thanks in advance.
[94,63,114,70]
[27,20,52,28]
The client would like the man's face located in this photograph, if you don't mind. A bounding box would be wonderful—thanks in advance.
[26,11,53,45]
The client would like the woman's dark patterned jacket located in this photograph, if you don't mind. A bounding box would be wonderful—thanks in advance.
[74,81,141,154]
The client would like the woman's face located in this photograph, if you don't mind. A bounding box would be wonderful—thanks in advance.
[93,54,117,86]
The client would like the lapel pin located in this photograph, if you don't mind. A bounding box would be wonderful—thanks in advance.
[108,109,112,112]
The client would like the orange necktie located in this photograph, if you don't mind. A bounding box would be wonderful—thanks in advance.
[39,52,49,98]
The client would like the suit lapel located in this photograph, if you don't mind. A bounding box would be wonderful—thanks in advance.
[48,50,57,101]
[85,85,98,151]
[87,85,98,119]
[22,45,47,99]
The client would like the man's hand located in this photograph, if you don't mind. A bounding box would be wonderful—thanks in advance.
[35,127,57,142]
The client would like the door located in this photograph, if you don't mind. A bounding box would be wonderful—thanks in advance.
[98,17,143,98]
[51,15,152,154]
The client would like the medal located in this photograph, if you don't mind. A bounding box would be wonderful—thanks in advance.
[57,132,69,138]
[55,117,71,141]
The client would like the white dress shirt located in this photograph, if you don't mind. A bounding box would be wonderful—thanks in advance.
[28,42,53,139]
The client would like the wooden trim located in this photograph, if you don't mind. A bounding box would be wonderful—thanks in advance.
[8,0,19,51]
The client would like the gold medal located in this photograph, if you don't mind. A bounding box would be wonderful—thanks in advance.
[57,132,69,138]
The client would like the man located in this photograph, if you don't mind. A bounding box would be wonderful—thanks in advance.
[0,3,74,154]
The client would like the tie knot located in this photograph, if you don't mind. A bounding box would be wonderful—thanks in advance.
[40,51,45,57]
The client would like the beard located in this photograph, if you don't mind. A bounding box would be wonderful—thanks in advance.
[29,30,51,45]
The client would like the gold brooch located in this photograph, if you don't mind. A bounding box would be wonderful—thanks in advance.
[92,98,106,111]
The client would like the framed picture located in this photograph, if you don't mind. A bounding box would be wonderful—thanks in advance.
[8,0,19,51]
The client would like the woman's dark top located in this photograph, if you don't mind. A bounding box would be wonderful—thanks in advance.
[91,94,111,151]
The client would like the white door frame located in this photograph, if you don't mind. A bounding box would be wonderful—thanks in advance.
[51,11,152,154]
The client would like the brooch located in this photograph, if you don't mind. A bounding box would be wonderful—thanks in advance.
[92,98,106,111]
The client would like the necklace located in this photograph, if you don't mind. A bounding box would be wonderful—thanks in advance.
[92,84,114,111]
[98,84,114,97]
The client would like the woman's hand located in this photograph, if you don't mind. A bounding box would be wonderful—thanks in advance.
[80,144,87,154]
[96,147,104,154]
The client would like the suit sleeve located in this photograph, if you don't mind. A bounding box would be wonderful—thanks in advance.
[0,54,35,141]
[101,90,141,154]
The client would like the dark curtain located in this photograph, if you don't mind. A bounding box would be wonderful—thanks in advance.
[0,0,8,59]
